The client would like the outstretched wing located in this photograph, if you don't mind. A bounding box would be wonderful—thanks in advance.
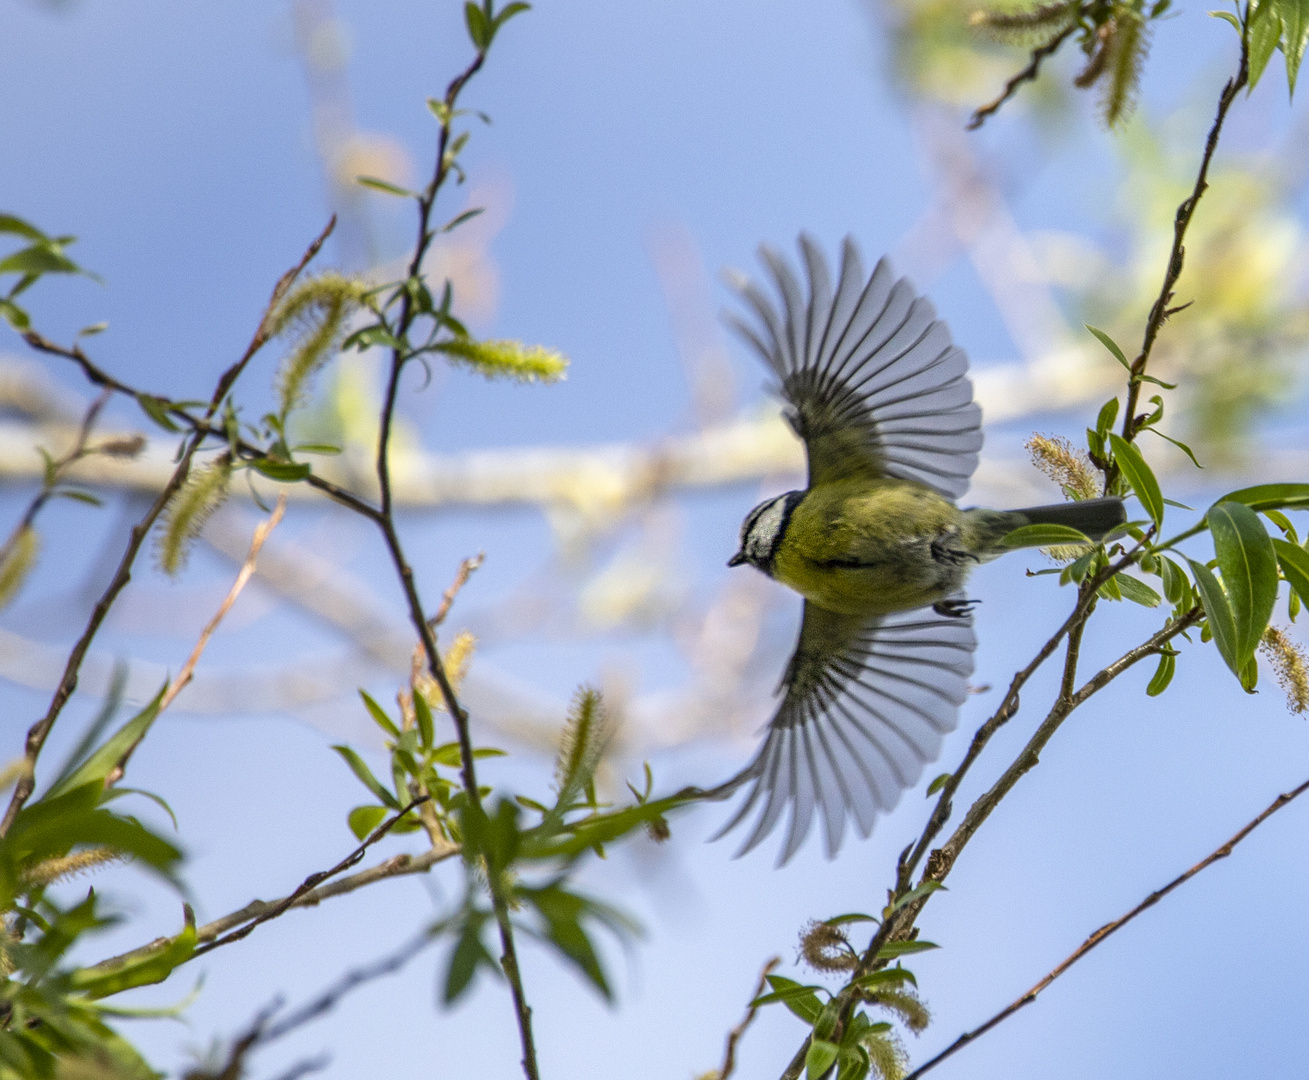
[715,600,976,865]
[727,235,983,498]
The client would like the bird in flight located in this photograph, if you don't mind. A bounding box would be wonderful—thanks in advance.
[715,235,1125,864]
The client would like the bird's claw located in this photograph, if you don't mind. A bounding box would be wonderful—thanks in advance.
[933,597,980,619]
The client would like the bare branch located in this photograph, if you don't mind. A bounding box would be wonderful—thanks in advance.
[967,24,1079,130]
[717,957,781,1080]
[903,774,1309,1080]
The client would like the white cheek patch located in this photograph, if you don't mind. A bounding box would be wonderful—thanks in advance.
[747,498,787,560]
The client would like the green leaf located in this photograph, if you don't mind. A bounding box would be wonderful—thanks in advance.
[925,772,951,797]
[1188,559,1242,679]
[519,882,638,1001]
[1146,651,1176,696]
[101,786,179,831]
[70,908,196,999]
[443,911,496,1003]
[464,1,490,48]
[763,975,825,1023]
[52,489,103,507]
[1279,0,1309,94]
[1207,501,1278,663]
[751,983,826,1008]
[1273,537,1309,606]
[290,443,342,455]
[0,297,30,329]
[887,879,945,916]
[136,394,179,432]
[806,1039,840,1080]
[1142,426,1203,469]
[0,214,47,241]
[876,940,939,959]
[440,207,486,233]
[347,804,390,841]
[1210,8,1242,31]
[1215,483,1309,513]
[853,967,918,991]
[46,687,166,800]
[1085,324,1131,370]
[1108,433,1164,529]
[0,243,80,277]
[1115,574,1162,608]
[356,175,418,198]
[823,913,878,926]
[249,458,311,482]
[999,523,1093,549]
[1249,0,1284,91]
[493,1,532,31]
[1096,396,1120,437]
[331,745,401,809]
[413,691,435,748]
[1158,556,1190,606]
[359,689,401,739]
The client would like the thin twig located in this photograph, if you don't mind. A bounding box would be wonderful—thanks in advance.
[967,24,1079,130]
[718,957,781,1080]
[158,494,287,714]
[1119,30,1249,445]
[0,428,204,836]
[366,38,541,1080]
[902,774,1309,1080]
[430,552,485,630]
[82,844,458,981]
[191,797,431,958]
[98,494,288,789]
[2,222,336,835]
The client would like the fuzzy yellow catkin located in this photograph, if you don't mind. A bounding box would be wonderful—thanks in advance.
[554,686,609,796]
[1260,626,1309,714]
[414,630,477,713]
[22,847,122,888]
[0,525,39,612]
[869,988,932,1035]
[1026,433,1102,500]
[969,0,1079,43]
[799,920,858,972]
[439,338,569,383]
[864,1030,909,1080]
[270,273,370,416]
[1102,10,1149,127]
[157,458,232,576]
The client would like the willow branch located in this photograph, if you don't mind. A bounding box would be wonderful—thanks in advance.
[82,843,458,981]
[718,957,781,1080]
[903,773,1309,1080]
[1120,31,1249,443]
[190,797,433,958]
[967,24,1078,131]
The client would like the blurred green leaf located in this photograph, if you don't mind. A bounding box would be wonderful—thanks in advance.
[70,908,196,999]
[517,881,639,1001]
[331,745,401,809]
[1279,0,1309,94]
[876,940,939,959]
[135,394,179,433]
[1249,0,1284,91]
[464,1,490,48]
[249,458,311,482]
[1109,433,1164,528]
[1208,501,1278,663]
[999,523,1093,548]
[46,687,165,800]
[443,909,496,1004]
[347,805,390,841]
[0,243,80,277]
[887,879,945,916]
[0,214,47,241]
[359,690,401,740]
[413,691,434,749]
[806,1038,840,1080]
[356,176,417,198]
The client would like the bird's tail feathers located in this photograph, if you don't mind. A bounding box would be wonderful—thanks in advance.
[1013,496,1127,541]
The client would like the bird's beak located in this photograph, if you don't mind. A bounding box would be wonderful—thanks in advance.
[727,551,747,567]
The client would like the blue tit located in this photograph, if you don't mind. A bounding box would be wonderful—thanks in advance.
[712,235,1125,864]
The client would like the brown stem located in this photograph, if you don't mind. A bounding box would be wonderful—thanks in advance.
[0,428,204,837]
[82,843,458,980]
[902,773,1309,1080]
[719,957,781,1080]
[1119,32,1249,444]
[191,797,430,958]
[967,23,1079,131]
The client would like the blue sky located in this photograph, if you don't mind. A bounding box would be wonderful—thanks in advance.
[3,2,1308,1079]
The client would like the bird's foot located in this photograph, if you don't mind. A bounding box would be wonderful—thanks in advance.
[933,597,980,619]
[930,530,981,566]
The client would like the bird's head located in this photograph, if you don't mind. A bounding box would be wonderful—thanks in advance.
[728,491,804,574]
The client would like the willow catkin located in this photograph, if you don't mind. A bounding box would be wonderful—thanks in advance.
[156,458,231,576]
